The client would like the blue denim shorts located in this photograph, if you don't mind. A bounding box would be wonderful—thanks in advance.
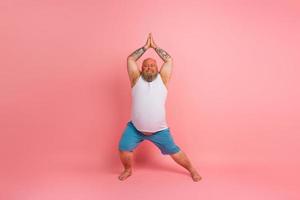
[118,121,181,155]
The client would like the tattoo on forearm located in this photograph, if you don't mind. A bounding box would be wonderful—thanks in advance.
[155,47,171,62]
[129,46,146,60]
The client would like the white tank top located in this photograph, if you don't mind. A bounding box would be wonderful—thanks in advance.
[130,73,168,132]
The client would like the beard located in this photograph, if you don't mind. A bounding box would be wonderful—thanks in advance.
[141,71,158,82]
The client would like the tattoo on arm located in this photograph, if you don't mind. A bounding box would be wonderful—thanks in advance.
[155,47,171,62]
[129,46,147,61]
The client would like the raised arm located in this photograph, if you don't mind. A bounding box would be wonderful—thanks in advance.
[127,34,151,87]
[150,34,173,86]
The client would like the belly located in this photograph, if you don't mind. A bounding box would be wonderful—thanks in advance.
[141,131,155,135]
[131,95,168,132]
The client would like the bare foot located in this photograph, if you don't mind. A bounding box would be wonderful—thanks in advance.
[190,169,202,182]
[118,169,132,181]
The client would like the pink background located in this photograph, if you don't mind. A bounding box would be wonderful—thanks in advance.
[1,0,299,199]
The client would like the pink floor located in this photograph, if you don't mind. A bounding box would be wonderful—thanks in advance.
[2,158,299,200]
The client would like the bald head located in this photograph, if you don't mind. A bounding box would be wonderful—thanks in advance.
[142,57,157,66]
[141,57,159,82]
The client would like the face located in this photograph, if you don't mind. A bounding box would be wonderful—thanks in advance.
[141,58,158,82]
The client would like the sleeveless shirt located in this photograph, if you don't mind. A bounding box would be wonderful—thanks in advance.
[130,74,168,132]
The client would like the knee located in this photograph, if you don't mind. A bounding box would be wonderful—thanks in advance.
[118,148,133,154]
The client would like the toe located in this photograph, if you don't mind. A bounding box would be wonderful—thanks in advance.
[118,171,132,181]
[192,175,202,182]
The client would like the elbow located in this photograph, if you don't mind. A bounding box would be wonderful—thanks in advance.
[127,56,135,61]
[166,57,173,63]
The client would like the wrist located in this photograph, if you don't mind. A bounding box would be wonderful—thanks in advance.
[143,45,149,51]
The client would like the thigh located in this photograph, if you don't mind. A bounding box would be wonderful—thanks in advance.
[118,121,144,152]
[147,128,181,155]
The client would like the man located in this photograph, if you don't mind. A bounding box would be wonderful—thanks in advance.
[118,33,202,182]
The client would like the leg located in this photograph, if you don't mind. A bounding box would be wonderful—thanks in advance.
[118,121,144,181]
[170,150,202,182]
[118,150,133,181]
[147,128,202,181]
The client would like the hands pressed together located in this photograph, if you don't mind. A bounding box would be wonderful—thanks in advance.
[128,33,171,63]
[144,33,158,50]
